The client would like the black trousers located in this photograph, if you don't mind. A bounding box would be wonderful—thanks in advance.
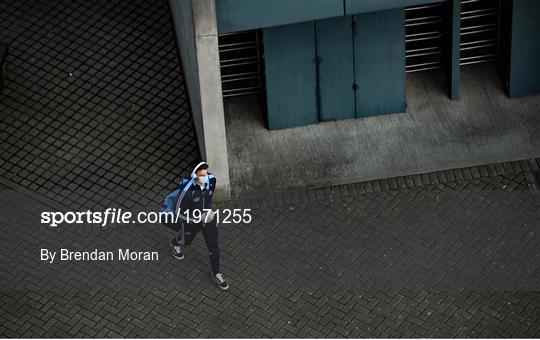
[174,219,220,275]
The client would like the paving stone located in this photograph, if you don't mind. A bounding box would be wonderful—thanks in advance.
[494,163,506,175]
[379,179,390,192]
[420,173,431,185]
[462,167,472,180]
[503,162,514,174]
[402,175,413,188]
[364,181,374,193]
[412,174,423,187]
[396,176,407,189]
[446,170,456,182]
[452,169,464,182]
[470,166,481,178]
[371,180,382,193]
[388,177,398,190]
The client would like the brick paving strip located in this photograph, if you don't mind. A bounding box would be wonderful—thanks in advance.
[1,158,538,337]
[216,158,540,209]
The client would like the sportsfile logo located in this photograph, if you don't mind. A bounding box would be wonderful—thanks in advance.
[40,208,253,227]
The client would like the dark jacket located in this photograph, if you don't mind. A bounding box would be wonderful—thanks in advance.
[177,173,217,220]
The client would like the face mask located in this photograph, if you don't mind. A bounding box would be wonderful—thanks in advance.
[197,175,208,184]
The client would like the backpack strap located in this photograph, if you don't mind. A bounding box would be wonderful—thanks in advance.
[175,178,194,246]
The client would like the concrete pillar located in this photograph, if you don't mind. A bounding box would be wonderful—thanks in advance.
[191,0,231,201]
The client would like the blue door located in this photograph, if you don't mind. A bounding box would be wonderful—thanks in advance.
[263,21,319,130]
[316,16,355,121]
[508,0,540,97]
[354,9,406,117]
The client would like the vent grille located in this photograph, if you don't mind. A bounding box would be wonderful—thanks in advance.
[405,2,444,73]
[218,30,263,98]
[460,0,501,66]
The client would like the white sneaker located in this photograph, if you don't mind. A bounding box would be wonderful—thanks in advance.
[170,237,184,260]
[211,272,229,290]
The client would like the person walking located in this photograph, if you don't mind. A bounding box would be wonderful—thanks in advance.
[169,161,229,290]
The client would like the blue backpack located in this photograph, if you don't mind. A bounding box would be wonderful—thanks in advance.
[161,177,194,233]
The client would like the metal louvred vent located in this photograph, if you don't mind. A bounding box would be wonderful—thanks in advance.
[218,30,264,98]
[405,2,444,73]
[460,0,501,66]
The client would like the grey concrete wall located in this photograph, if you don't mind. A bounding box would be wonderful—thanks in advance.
[192,0,231,201]
[169,0,230,202]
[169,0,231,201]
[224,64,540,198]
[169,0,205,156]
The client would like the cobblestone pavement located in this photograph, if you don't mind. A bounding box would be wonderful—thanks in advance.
[1,159,539,337]
[0,0,199,211]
